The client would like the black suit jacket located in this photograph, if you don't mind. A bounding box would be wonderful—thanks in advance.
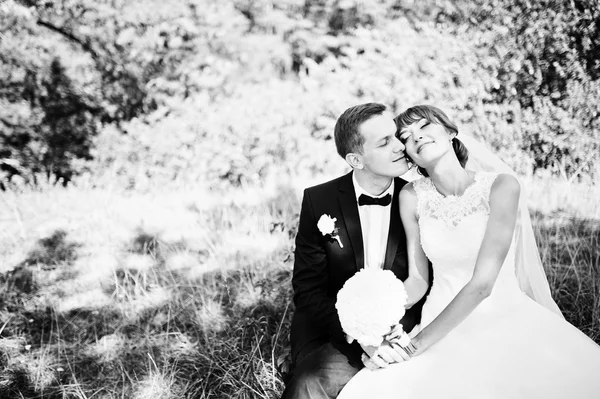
[290,172,428,365]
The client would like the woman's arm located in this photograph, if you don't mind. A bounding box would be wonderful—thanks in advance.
[399,183,430,308]
[411,173,521,355]
[360,183,431,370]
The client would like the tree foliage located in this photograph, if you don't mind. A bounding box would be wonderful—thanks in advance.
[1,0,598,189]
[394,0,600,178]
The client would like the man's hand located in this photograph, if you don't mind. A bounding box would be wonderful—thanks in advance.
[360,341,411,370]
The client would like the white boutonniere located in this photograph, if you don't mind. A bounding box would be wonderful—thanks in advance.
[317,214,344,248]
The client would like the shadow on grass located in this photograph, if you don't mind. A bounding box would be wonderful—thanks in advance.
[5,201,596,398]
[130,229,162,258]
[531,209,600,343]
[0,197,297,398]
[24,230,80,267]
[1,229,82,294]
[172,267,293,398]
[0,368,44,399]
[3,306,123,347]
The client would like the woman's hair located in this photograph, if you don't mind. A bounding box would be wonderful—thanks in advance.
[394,105,468,177]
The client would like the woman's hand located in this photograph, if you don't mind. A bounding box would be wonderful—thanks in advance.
[385,324,422,357]
[360,340,412,370]
[408,334,426,356]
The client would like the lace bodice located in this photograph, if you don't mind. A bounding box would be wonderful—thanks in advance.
[413,172,524,326]
[413,172,497,227]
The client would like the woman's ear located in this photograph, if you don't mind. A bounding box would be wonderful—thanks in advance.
[345,153,363,170]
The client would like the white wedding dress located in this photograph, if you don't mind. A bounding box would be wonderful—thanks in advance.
[338,172,600,399]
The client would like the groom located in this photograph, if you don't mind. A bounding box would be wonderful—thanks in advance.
[282,103,428,399]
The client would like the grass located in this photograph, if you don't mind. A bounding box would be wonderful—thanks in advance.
[0,176,598,398]
[0,183,297,398]
[532,211,600,341]
[525,176,600,342]
[1,0,598,396]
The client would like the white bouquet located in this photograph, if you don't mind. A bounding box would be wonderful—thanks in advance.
[336,268,409,347]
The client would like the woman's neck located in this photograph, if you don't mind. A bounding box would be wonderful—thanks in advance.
[426,157,473,197]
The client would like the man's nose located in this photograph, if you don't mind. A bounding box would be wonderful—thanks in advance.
[393,136,405,152]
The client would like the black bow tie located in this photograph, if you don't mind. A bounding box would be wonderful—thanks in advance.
[358,193,392,206]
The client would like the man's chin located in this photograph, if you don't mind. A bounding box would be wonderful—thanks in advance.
[378,168,409,179]
[391,161,410,176]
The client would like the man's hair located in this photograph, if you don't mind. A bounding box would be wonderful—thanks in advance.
[334,103,387,159]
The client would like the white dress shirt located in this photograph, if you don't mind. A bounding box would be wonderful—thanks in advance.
[352,173,394,269]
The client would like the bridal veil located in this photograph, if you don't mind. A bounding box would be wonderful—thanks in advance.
[459,135,563,317]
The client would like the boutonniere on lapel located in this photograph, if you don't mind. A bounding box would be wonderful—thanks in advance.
[317,214,344,248]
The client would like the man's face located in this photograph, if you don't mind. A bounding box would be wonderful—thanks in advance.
[355,113,409,178]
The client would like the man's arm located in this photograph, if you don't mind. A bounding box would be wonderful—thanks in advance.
[292,189,344,341]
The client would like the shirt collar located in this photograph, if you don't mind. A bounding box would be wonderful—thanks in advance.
[352,172,395,203]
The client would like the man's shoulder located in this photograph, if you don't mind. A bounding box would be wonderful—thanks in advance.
[395,176,409,190]
[303,172,351,195]
[303,173,409,196]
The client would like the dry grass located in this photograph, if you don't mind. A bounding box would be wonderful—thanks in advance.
[0,176,598,398]
[528,177,600,341]
[0,183,297,398]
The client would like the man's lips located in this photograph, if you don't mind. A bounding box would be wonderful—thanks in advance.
[392,155,405,162]
[417,141,433,154]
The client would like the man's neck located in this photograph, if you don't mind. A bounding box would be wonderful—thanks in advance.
[353,169,393,196]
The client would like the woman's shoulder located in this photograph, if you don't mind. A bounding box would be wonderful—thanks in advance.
[491,173,520,190]
[401,177,431,195]
[399,179,424,211]
[489,173,520,200]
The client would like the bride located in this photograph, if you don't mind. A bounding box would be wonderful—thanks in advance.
[337,105,600,399]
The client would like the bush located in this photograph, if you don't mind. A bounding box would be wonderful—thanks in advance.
[396,0,600,180]
[2,0,598,189]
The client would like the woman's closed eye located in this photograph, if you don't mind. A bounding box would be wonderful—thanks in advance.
[399,133,411,144]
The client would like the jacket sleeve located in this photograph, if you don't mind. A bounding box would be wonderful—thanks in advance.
[292,189,345,341]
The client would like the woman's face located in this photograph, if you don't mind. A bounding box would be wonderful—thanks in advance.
[398,118,454,168]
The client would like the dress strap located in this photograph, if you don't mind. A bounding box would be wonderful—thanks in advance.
[474,172,499,203]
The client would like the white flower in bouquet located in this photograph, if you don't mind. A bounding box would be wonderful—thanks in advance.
[336,268,408,347]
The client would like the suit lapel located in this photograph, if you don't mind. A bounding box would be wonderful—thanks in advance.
[383,177,403,270]
[338,172,364,271]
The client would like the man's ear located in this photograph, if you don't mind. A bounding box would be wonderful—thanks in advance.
[345,153,363,169]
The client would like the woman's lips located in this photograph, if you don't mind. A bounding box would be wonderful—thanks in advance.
[417,141,433,154]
